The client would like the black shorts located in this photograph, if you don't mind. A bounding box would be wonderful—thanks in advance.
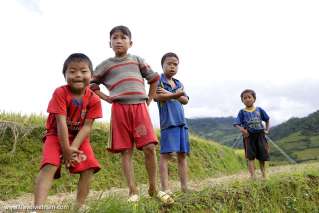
[243,131,270,161]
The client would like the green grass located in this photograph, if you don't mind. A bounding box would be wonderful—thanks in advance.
[87,167,319,212]
[0,113,246,200]
[270,131,319,163]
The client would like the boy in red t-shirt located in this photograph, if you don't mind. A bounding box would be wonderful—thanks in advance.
[33,53,102,210]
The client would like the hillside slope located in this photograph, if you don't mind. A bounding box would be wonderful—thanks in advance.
[269,111,319,163]
[2,162,318,212]
[0,113,246,200]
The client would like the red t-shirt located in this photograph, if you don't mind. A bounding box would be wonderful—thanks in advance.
[45,85,102,137]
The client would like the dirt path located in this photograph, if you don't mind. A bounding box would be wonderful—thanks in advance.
[1,162,318,211]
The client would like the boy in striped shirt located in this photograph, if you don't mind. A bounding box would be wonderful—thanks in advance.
[90,26,166,202]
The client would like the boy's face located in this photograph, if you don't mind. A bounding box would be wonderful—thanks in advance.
[163,56,179,79]
[110,31,132,57]
[65,61,92,94]
[241,92,255,108]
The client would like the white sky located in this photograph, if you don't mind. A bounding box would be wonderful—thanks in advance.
[1,0,319,127]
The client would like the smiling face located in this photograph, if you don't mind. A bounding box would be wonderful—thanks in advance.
[110,30,132,57]
[65,61,92,95]
[241,92,255,108]
[163,56,179,79]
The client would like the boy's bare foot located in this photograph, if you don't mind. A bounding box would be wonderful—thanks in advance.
[127,194,140,203]
[148,185,157,197]
[129,186,139,197]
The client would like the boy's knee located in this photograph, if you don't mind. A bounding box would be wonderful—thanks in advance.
[143,144,155,155]
[79,169,94,179]
[40,164,58,173]
[177,153,187,161]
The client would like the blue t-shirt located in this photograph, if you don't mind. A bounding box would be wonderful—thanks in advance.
[233,107,270,133]
[157,74,188,130]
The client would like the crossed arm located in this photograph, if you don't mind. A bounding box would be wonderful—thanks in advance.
[155,87,189,105]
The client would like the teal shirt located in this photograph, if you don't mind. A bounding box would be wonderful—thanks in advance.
[157,74,188,130]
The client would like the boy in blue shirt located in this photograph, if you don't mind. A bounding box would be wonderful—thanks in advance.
[155,52,190,199]
[233,89,270,179]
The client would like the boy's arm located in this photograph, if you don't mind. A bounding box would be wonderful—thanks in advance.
[264,120,270,134]
[56,115,82,167]
[94,90,112,104]
[234,124,249,138]
[155,87,184,102]
[176,88,189,105]
[146,80,158,106]
[177,96,189,105]
[90,67,112,103]
[71,119,94,149]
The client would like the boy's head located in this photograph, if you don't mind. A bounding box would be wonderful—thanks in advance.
[240,89,256,107]
[62,53,93,94]
[161,52,179,78]
[109,25,132,57]
[110,25,132,40]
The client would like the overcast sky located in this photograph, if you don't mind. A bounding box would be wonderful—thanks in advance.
[1,0,319,127]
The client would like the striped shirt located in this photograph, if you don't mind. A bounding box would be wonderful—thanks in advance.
[91,54,159,104]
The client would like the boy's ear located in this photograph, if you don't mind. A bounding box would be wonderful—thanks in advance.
[109,42,112,48]
[129,41,133,47]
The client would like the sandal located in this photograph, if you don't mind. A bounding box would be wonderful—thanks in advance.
[157,191,174,205]
[164,190,173,196]
[128,194,139,202]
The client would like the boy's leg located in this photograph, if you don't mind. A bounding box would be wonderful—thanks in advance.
[142,143,158,196]
[121,148,138,195]
[247,160,256,179]
[177,153,188,192]
[75,169,94,208]
[259,160,266,178]
[34,164,58,206]
[159,154,170,192]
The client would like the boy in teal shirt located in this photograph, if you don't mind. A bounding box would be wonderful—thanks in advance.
[155,52,190,198]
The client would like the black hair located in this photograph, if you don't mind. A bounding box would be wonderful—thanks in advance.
[161,52,179,68]
[110,25,132,40]
[240,89,256,100]
[62,53,93,77]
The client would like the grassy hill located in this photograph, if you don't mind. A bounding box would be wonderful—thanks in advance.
[268,111,319,163]
[0,112,246,200]
[2,112,319,212]
[88,163,319,212]
[187,111,319,163]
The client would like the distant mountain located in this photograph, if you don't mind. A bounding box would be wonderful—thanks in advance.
[187,110,319,163]
[269,110,319,140]
[269,110,319,163]
[186,117,240,147]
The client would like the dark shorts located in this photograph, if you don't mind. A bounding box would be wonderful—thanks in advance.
[243,131,270,161]
[160,126,190,154]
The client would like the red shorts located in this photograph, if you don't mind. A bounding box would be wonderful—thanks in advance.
[107,102,158,152]
[40,135,101,179]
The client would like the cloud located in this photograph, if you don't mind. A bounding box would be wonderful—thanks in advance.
[1,0,319,128]
[184,79,319,126]
[16,0,42,14]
